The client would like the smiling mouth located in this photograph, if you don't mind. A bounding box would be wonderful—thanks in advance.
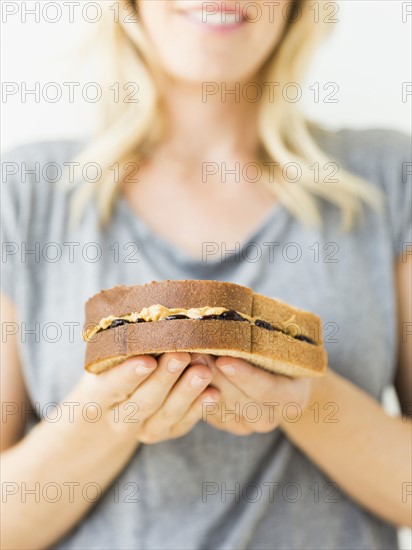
[181,9,247,29]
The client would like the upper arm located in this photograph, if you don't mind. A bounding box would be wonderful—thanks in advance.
[395,254,412,416]
[0,291,32,451]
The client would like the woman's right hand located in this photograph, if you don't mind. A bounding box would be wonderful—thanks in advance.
[71,352,220,445]
[2,291,221,550]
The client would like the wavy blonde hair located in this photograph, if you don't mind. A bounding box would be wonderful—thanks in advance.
[68,0,382,230]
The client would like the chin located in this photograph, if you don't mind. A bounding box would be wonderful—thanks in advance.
[164,61,260,86]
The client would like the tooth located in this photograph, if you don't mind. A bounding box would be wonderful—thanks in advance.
[206,13,238,22]
[187,11,242,25]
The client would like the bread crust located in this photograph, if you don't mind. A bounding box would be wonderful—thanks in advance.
[83,280,327,376]
[86,280,254,324]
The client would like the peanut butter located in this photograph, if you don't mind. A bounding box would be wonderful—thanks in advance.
[83,304,316,345]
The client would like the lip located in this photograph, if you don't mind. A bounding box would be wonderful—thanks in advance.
[178,2,246,15]
[177,2,247,32]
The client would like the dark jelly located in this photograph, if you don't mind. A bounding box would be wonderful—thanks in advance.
[294,334,316,345]
[164,314,190,320]
[254,319,275,331]
[109,319,132,328]
[200,310,247,322]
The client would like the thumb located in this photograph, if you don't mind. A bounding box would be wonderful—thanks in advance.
[78,355,157,407]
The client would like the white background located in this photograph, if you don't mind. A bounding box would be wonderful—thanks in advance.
[1,1,411,547]
[1,0,411,152]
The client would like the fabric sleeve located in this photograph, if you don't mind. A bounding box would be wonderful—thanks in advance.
[330,128,412,260]
[379,130,412,259]
[1,148,24,304]
[1,140,82,305]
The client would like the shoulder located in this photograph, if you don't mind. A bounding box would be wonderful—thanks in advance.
[2,138,85,194]
[1,138,85,192]
[312,125,412,256]
[1,139,86,239]
[1,139,94,303]
[2,138,84,162]
[311,125,411,187]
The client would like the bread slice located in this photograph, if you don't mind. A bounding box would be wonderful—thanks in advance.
[83,280,327,377]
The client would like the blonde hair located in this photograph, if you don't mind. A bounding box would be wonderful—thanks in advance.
[68,0,382,230]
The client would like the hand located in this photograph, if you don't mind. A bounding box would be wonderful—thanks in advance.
[73,352,220,445]
[195,354,313,436]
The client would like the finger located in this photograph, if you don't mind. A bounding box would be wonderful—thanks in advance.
[126,352,191,418]
[208,364,276,431]
[190,353,216,367]
[170,387,221,439]
[208,363,250,416]
[142,364,214,434]
[80,355,157,406]
[215,356,297,404]
[206,413,255,436]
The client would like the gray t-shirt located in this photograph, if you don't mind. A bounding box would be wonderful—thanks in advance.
[1,127,411,550]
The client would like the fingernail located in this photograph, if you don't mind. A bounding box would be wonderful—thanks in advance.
[203,393,220,404]
[191,374,208,389]
[191,354,208,365]
[134,361,154,375]
[190,357,208,366]
[167,358,187,373]
[219,364,236,376]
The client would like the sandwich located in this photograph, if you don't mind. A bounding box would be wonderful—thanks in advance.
[83,280,327,377]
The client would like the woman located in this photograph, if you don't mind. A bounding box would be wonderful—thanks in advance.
[1,1,411,548]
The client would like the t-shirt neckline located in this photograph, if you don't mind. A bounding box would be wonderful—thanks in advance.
[116,193,289,269]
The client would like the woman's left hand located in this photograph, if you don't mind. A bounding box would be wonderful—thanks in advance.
[190,353,313,435]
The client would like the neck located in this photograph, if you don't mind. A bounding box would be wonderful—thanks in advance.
[156,76,261,162]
